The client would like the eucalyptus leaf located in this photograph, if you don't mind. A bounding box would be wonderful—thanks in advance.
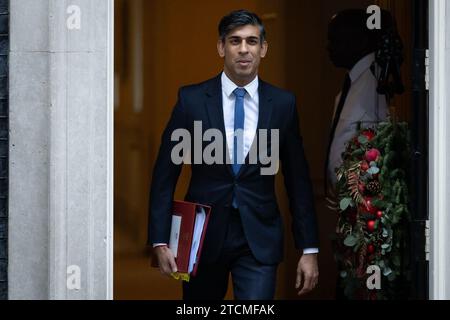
[370,161,377,167]
[358,135,369,144]
[381,243,390,249]
[340,271,348,278]
[383,267,393,276]
[367,167,380,175]
[344,235,358,247]
[340,198,352,211]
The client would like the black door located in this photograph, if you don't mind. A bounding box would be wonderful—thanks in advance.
[410,0,429,300]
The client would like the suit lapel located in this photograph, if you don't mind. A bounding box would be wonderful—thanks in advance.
[205,74,234,177]
[256,79,274,132]
[235,78,273,178]
[204,75,274,179]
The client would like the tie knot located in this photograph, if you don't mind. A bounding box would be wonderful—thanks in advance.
[233,88,246,98]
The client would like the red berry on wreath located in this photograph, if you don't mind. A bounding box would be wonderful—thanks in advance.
[367,220,376,232]
[376,211,383,219]
[360,161,370,171]
[362,129,376,141]
[367,244,375,254]
[365,148,381,162]
[365,198,378,215]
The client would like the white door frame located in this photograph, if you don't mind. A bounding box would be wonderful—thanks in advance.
[429,0,450,300]
[106,0,115,300]
[9,0,114,299]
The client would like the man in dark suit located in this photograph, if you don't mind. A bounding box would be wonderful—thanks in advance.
[148,9,319,300]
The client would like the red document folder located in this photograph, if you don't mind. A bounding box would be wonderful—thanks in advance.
[154,200,211,281]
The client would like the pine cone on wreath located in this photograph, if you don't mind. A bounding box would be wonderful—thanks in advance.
[366,181,382,195]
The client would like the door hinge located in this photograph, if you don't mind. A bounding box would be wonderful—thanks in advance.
[425,219,430,261]
[425,49,430,91]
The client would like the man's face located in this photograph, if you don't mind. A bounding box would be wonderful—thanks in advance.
[217,24,268,86]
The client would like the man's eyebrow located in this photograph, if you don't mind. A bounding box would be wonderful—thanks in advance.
[227,35,260,40]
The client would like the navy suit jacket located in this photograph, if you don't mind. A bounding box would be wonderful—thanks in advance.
[148,74,319,265]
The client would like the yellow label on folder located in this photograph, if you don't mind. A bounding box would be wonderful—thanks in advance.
[171,272,190,282]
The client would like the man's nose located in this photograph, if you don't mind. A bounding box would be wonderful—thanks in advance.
[238,40,249,53]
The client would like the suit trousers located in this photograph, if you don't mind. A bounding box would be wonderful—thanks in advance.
[182,208,278,300]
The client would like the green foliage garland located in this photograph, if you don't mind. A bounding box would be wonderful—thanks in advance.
[330,119,411,300]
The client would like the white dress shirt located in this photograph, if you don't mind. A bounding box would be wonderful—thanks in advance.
[328,53,388,184]
[155,72,318,255]
[221,72,259,162]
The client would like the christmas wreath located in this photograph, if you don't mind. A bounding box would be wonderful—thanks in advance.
[330,119,411,300]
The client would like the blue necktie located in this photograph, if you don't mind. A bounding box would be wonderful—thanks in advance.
[232,88,246,208]
[233,88,246,175]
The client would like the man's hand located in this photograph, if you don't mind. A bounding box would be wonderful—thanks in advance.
[295,253,319,296]
[153,245,178,276]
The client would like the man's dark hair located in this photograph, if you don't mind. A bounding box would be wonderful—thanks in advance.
[218,9,266,43]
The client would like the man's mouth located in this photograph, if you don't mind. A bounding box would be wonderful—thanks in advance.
[237,60,252,67]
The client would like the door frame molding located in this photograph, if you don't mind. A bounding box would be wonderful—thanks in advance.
[429,0,450,300]
[8,0,114,299]
[106,0,114,300]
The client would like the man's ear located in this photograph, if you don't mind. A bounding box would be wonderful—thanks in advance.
[260,40,268,58]
[217,39,225,58]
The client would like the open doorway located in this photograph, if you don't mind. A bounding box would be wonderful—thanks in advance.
[113,0,424,299]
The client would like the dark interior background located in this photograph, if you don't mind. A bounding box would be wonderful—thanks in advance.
[113,0,413,299]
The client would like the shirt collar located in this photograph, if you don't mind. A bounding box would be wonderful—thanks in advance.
[221,71,259,99]
[349,52,375,83]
